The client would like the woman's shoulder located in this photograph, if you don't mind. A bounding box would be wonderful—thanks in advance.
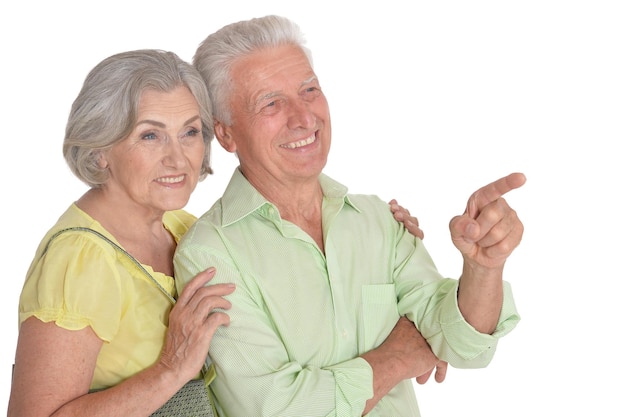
[20,216,127,339]
[164,209,197,241]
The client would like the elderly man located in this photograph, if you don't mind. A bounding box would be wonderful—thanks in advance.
[174,15,525,417]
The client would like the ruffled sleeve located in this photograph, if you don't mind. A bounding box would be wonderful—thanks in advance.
[19,230,124,342]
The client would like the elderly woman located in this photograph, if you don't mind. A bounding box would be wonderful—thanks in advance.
[7,49,234,417]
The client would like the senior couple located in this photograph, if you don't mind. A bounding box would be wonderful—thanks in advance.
[8,15,525,417]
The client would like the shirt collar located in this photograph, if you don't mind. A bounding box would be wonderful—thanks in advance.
[220,168,360,226]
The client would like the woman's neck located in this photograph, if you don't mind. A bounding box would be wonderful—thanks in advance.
[75,189,176,276]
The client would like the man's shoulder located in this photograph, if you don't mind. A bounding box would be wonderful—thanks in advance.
[195,200,224,224]
[178,201,224,245]
[344,192,390,213]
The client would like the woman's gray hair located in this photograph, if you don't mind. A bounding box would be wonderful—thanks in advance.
[64,49,214,188]
[193,15,312,126]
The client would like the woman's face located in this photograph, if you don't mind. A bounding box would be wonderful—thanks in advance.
[99,86,205,213]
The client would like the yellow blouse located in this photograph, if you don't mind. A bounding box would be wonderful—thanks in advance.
[18,204,197,390]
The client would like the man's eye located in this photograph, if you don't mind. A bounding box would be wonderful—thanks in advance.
[259,97,283,114]
[302,87,321,100]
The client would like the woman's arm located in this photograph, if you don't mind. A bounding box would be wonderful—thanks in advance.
[389,199,424,239]
[8,269,233,417]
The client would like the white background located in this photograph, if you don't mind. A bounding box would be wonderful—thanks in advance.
[1,1,624,415]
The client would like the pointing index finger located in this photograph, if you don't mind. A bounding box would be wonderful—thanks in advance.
[466,172,526,218]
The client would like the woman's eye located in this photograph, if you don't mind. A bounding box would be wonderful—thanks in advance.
[141,132,158,140]
[185,128,200,137]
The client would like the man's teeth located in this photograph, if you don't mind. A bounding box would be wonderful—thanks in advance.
[282,135,315,149]
[157,175,184,184]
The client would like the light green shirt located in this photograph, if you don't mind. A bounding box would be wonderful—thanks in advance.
[174,168,520,417]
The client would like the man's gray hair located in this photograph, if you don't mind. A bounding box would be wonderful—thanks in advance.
[193,15,312,126]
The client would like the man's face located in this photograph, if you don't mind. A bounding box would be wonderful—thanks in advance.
[216,44,331,191]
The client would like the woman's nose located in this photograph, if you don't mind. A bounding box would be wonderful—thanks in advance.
[162,138,187,167]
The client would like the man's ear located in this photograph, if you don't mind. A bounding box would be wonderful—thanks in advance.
[214,121,237,153]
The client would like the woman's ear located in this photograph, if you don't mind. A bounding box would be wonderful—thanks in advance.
[214,121,237,153]
[96,151,108,169]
